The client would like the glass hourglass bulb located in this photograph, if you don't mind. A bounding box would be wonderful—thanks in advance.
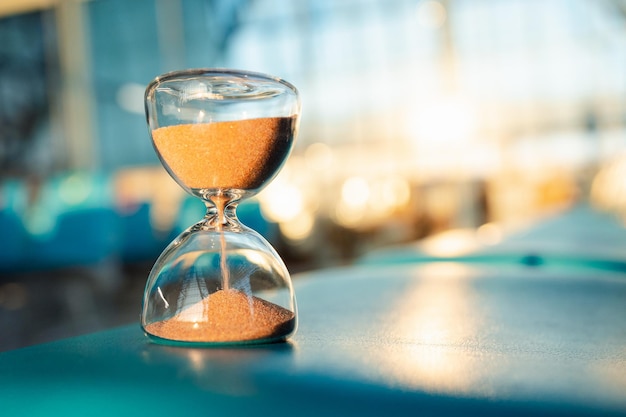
[141,69,300,346]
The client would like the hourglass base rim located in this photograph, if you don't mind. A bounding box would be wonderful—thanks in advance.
[141,323,296,347]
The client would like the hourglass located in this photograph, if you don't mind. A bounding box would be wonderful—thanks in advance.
[141,69,300,346]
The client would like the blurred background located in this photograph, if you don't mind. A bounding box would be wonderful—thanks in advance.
[1,0,626,351]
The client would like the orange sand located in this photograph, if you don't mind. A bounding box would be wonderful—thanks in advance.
[151,117,295,190]
[144,289,295,343]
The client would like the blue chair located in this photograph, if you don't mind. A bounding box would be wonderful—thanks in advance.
[24,172,121,270]
[0,180,29,273]
[118,201,170,262]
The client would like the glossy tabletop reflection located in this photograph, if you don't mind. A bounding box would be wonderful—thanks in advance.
[1,263,625,416]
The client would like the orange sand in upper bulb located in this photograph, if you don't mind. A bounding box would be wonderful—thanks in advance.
[144,289,295,343]
[152,116,295,190]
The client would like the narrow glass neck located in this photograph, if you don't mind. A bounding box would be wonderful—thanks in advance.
[205,202,238,228]
[198,189,239,231]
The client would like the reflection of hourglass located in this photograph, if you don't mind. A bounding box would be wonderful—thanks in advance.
[141,69,300,346]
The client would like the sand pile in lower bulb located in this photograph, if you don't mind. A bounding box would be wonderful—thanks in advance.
[144,289,295,343]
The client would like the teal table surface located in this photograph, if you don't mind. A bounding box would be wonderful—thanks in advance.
[1,263,625,416]
[359,204,626,272]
